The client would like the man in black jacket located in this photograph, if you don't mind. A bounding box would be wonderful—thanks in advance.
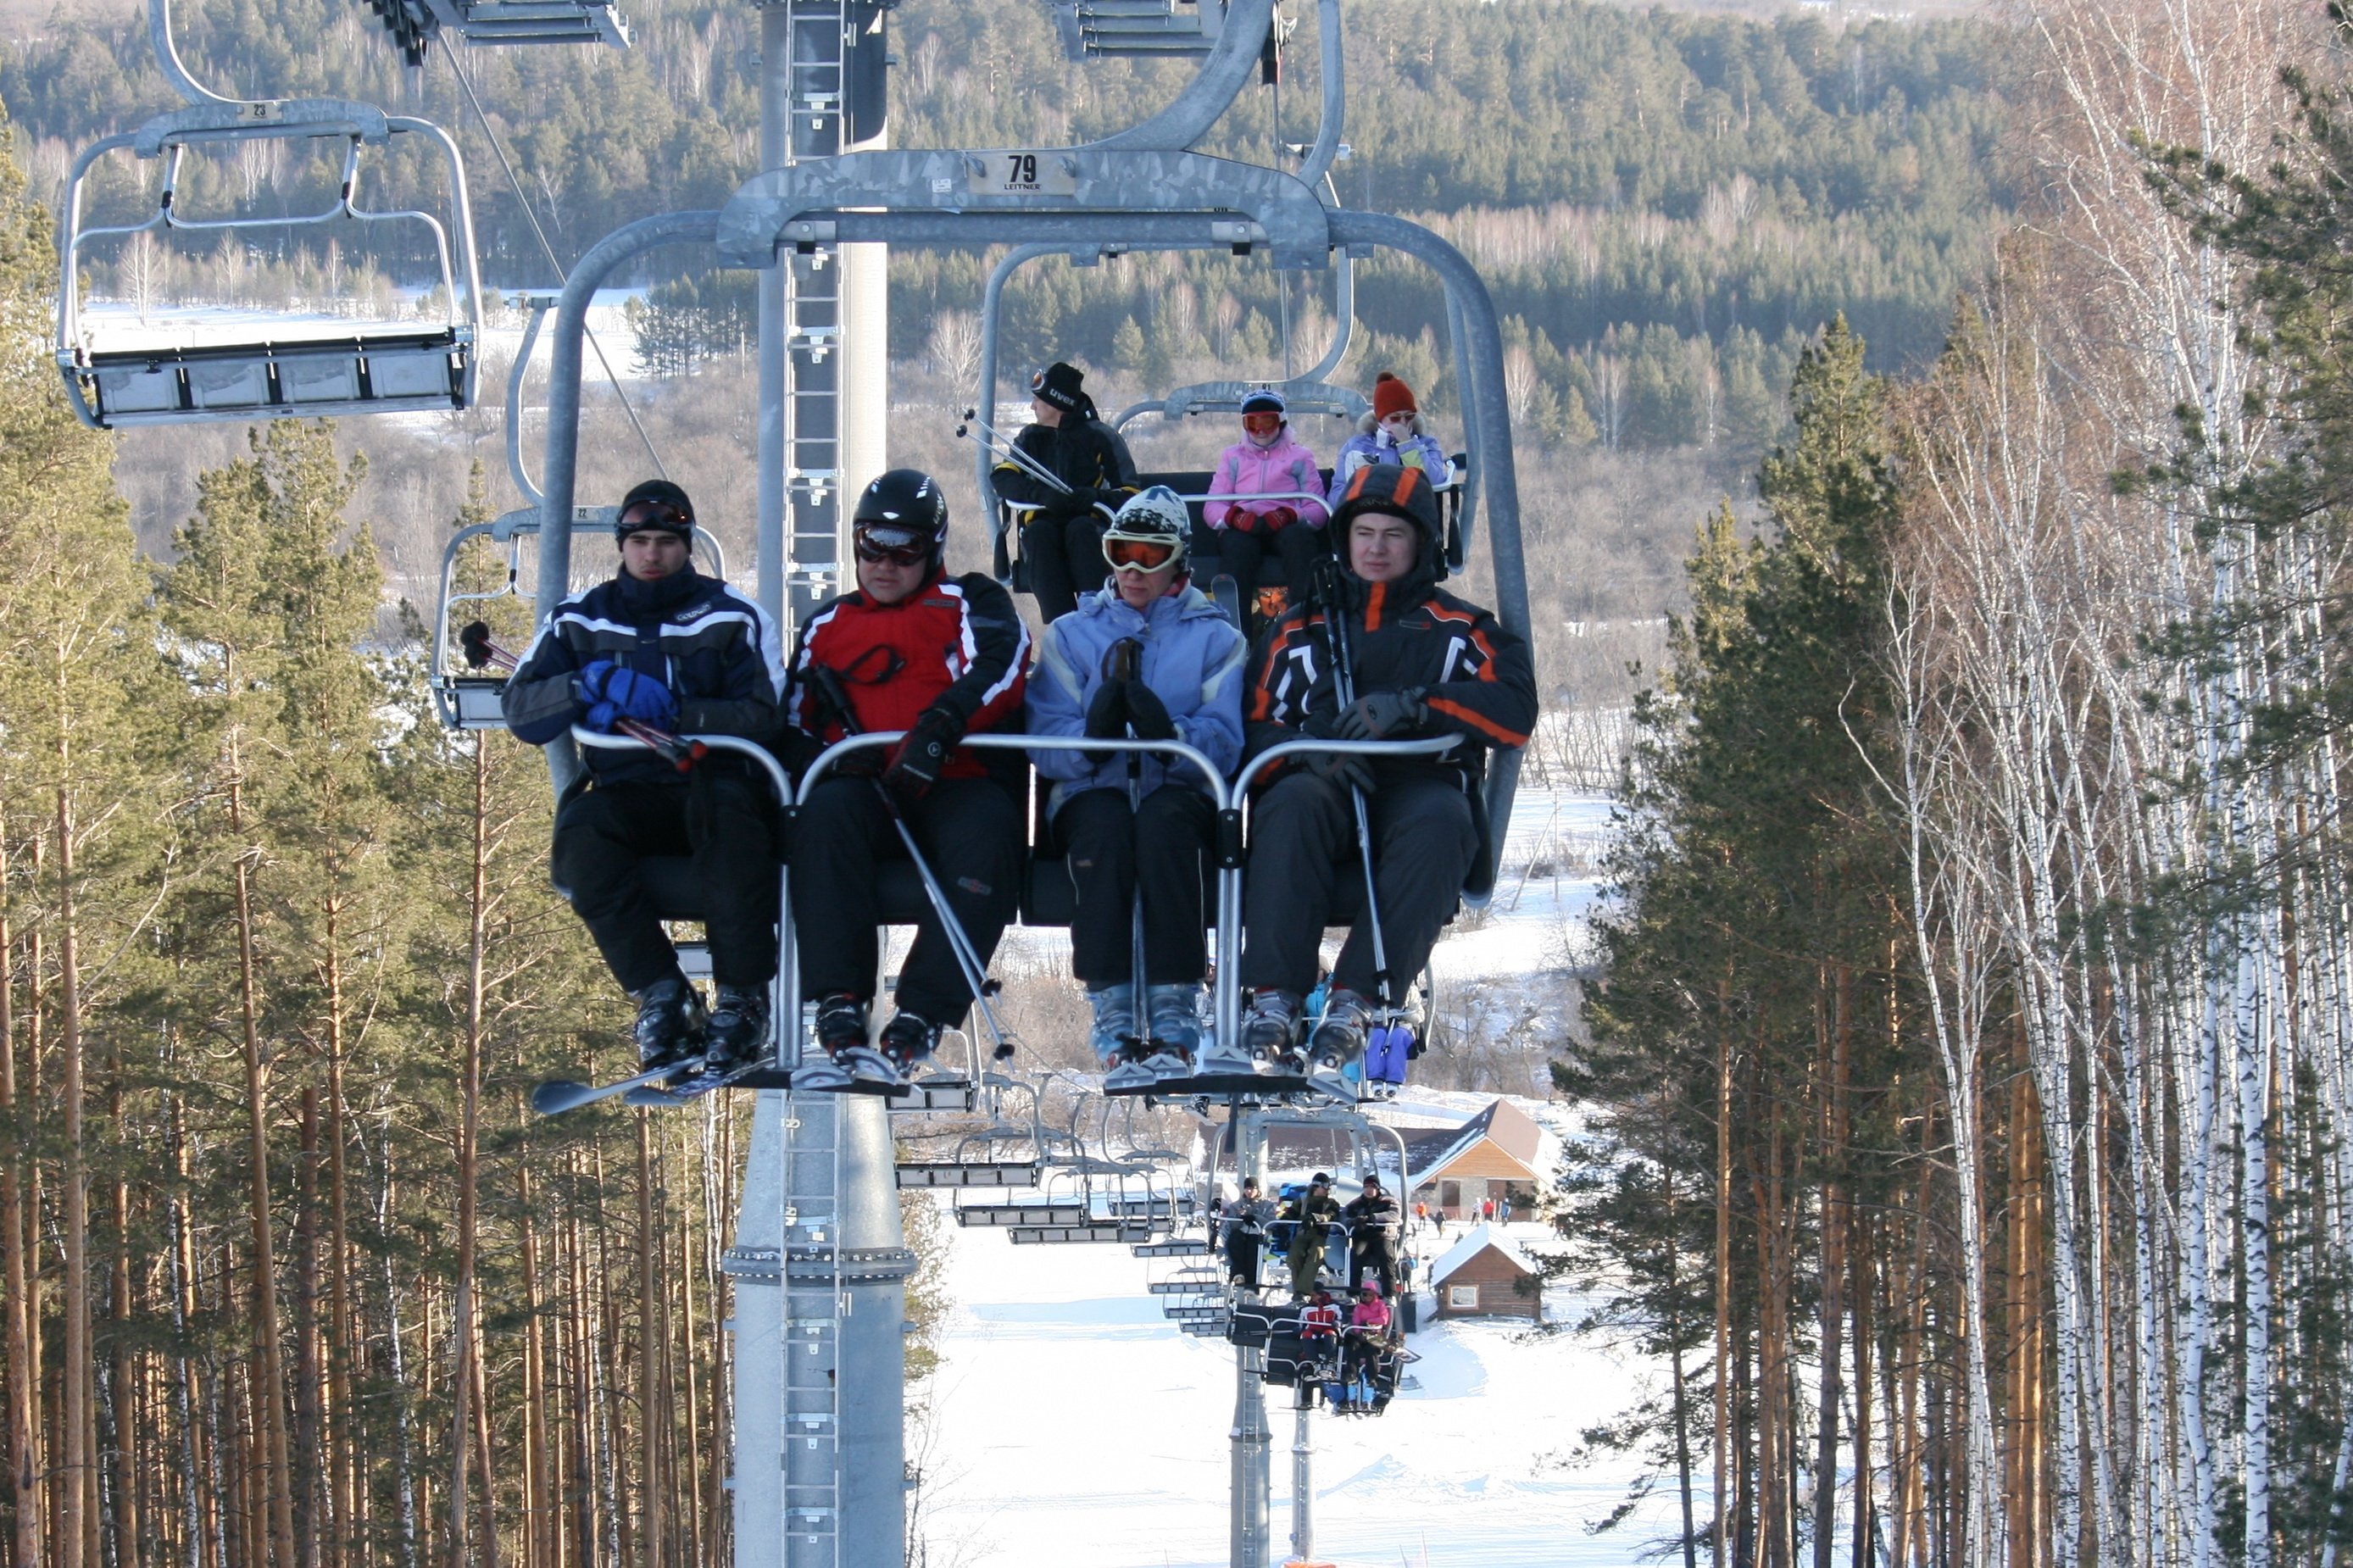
[1238,464,1538,1079]
[502,481,787,1074]
[1342,1173,1402,1297]
[995,361,1139,621]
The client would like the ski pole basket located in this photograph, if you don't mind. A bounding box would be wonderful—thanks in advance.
[56,98,483,429]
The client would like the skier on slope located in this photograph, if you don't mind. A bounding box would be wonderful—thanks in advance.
[1236,462,1538,1080]
[1024,487,1247,1087]
[777,470,1032,1088]
[500,481,787,1076]
[995,361,1140,623]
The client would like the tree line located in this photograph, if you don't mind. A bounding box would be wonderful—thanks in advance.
[0,86,965,1567]
[2,0,2006,453]
[1550,6,2353,1567]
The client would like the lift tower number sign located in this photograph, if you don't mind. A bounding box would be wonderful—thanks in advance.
[971,151,1078,197]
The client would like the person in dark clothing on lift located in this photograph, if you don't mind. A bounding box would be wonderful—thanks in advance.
[779,470,1032,1089]
[1221,1176,1276,1290]
[1236,463,1538,1076]
[1343,1172,1403,1297]
[501,480,787,1076]
[995,361,1140,622]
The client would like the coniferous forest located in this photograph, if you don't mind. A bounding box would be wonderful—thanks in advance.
[3,0,2353,1566]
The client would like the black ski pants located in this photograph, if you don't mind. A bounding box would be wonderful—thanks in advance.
[1052,784,1215,988]
[1022,509,1110,623]
[792,775,1022,1026]
[1238,771,1477,998]
[1215,522,1329,630]
[1349,1232,1399,1298]
[550,773,779,994]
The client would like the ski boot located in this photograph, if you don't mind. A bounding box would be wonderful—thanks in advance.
[865,1010,943,1088]
[1239,988,1304,1070]
[1145,984,1204,1080]
[632,976,706,1080]
[1104,1042,1160,1093]
[790,992,867,1092]
[1307,989,1373,1097]
[1087,984,1137,1061]
[702,984,772,1075]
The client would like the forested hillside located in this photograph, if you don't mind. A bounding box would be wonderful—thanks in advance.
[1,0,2005,449]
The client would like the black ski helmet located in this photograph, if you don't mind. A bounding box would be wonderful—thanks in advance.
[1330,462,1445,583]
[615,478,695,548]
[852,469,948,568]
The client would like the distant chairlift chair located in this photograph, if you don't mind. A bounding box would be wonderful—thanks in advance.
[57,96,483,429]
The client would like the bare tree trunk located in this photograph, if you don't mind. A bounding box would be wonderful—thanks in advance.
[1715,987,1733,1568]
[0,831,40,1568]
[59,788,95,1568]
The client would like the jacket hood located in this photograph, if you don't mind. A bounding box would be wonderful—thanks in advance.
[1354,409,1426,438]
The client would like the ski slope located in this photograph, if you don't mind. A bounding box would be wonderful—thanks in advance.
[918,1214,1679,1567]
[920,792,1682,1566]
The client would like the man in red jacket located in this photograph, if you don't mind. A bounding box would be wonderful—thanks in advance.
[780,470,1032,1087]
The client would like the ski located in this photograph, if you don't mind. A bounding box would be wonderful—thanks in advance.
[621,1054,782,1107]
[530,1058,702,1117]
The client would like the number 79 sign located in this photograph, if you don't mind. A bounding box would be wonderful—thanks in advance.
[969,150,1078,197]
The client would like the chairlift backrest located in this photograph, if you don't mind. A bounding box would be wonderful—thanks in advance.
[56,97,483,430]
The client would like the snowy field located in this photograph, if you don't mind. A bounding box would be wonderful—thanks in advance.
[919,1213,1680,1567]
[921,792,1680,1566]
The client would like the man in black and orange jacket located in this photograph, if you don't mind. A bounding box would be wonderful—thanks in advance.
[778,470,1032,1078]
[1237,463,1536,1070]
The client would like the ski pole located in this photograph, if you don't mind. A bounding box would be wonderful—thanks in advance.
[461,621,707,770]
[955,408,1074,495]
[804,665,1021,1062]
[1305,564,1393,1014]
[1108,638,1152,1053]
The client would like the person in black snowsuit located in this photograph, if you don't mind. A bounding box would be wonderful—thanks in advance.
[501,481,787,1074]
[995,361,1140,622]
[1342,1173,1402,1297]
[1236,462,1538,1071]
[1221,1176,1277,1290]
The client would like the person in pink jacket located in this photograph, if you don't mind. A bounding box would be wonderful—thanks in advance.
[1204,389,1330,632]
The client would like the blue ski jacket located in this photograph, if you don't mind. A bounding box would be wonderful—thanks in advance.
[501,565,786,787]
[1026,580,1248,815]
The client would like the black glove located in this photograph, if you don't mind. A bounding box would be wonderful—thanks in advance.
[1122,681,1176,742]
[1299,708,1345,741]
[884,705,965,800]
[1082,679,1128,765]
[1336,687,1426,741]
[1304,748,1376,794]
[1058,485,1101,519]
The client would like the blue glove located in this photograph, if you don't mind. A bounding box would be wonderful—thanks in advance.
[604,666,676,726]
[576,658,619,706]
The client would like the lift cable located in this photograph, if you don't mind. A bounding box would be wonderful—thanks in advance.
[439,36,669,480]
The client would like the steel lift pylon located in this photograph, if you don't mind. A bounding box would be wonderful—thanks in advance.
[516,0,1531,1561]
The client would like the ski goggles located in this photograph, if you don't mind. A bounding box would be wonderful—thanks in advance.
[1240,412,1282,436]
[1104,537,1180,572]
[618,498,693,534]
[853,526,930,566]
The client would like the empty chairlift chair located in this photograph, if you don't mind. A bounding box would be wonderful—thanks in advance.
[57,95,483,429]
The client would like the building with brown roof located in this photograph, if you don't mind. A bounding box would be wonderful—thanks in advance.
[1427,1222,1544,1321]
[1398,1099,1550,1223]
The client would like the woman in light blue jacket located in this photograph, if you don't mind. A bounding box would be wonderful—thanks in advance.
[1028,487,1249,1085]
[1326,372,1451,512]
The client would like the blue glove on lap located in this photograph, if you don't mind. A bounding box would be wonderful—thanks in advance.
[579,662,674,734]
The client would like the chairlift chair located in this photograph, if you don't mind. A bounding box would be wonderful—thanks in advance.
[57,97,483,429]
[1052,0,1228,59]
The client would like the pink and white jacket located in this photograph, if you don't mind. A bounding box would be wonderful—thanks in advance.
[1204,429,1331,531]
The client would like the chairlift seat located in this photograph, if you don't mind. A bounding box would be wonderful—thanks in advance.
[1008,1220,1153,1244]
[1053,0,1224,58]
[1134,1237,1214,1258]
[70,328,470,428]
[955,1201,1087,1229]
[894,1160,1042,1189]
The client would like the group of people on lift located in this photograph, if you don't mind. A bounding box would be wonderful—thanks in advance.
[1221,1171,1406,1412]
[500,359,1535,1094]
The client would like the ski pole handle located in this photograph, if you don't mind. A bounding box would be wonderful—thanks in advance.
[459,620,521,673]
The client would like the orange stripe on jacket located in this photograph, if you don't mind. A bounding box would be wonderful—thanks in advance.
[1427,694,1528,747]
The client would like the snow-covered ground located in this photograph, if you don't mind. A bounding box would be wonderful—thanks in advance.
[917,790,1674,1566]
[918,1209,1680,1567]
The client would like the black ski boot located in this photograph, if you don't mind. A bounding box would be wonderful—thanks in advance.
[878,1010,945,1076]
[811,992,870,1057]
[632,976,706,1077]
[703,984,772,1073]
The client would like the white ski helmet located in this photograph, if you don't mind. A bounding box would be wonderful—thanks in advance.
[1101,485,1193,574]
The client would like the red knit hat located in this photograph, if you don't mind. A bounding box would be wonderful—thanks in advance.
[1371,371,1417,420]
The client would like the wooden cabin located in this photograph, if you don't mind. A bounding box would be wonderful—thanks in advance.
[1427,1222,1544,1321]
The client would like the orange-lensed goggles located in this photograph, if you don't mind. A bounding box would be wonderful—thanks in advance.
[1104,537,1179,572]
[1241,412,1282,434]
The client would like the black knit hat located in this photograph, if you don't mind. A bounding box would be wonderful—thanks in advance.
[615,479,695,548]
[1032,361,1086,414]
